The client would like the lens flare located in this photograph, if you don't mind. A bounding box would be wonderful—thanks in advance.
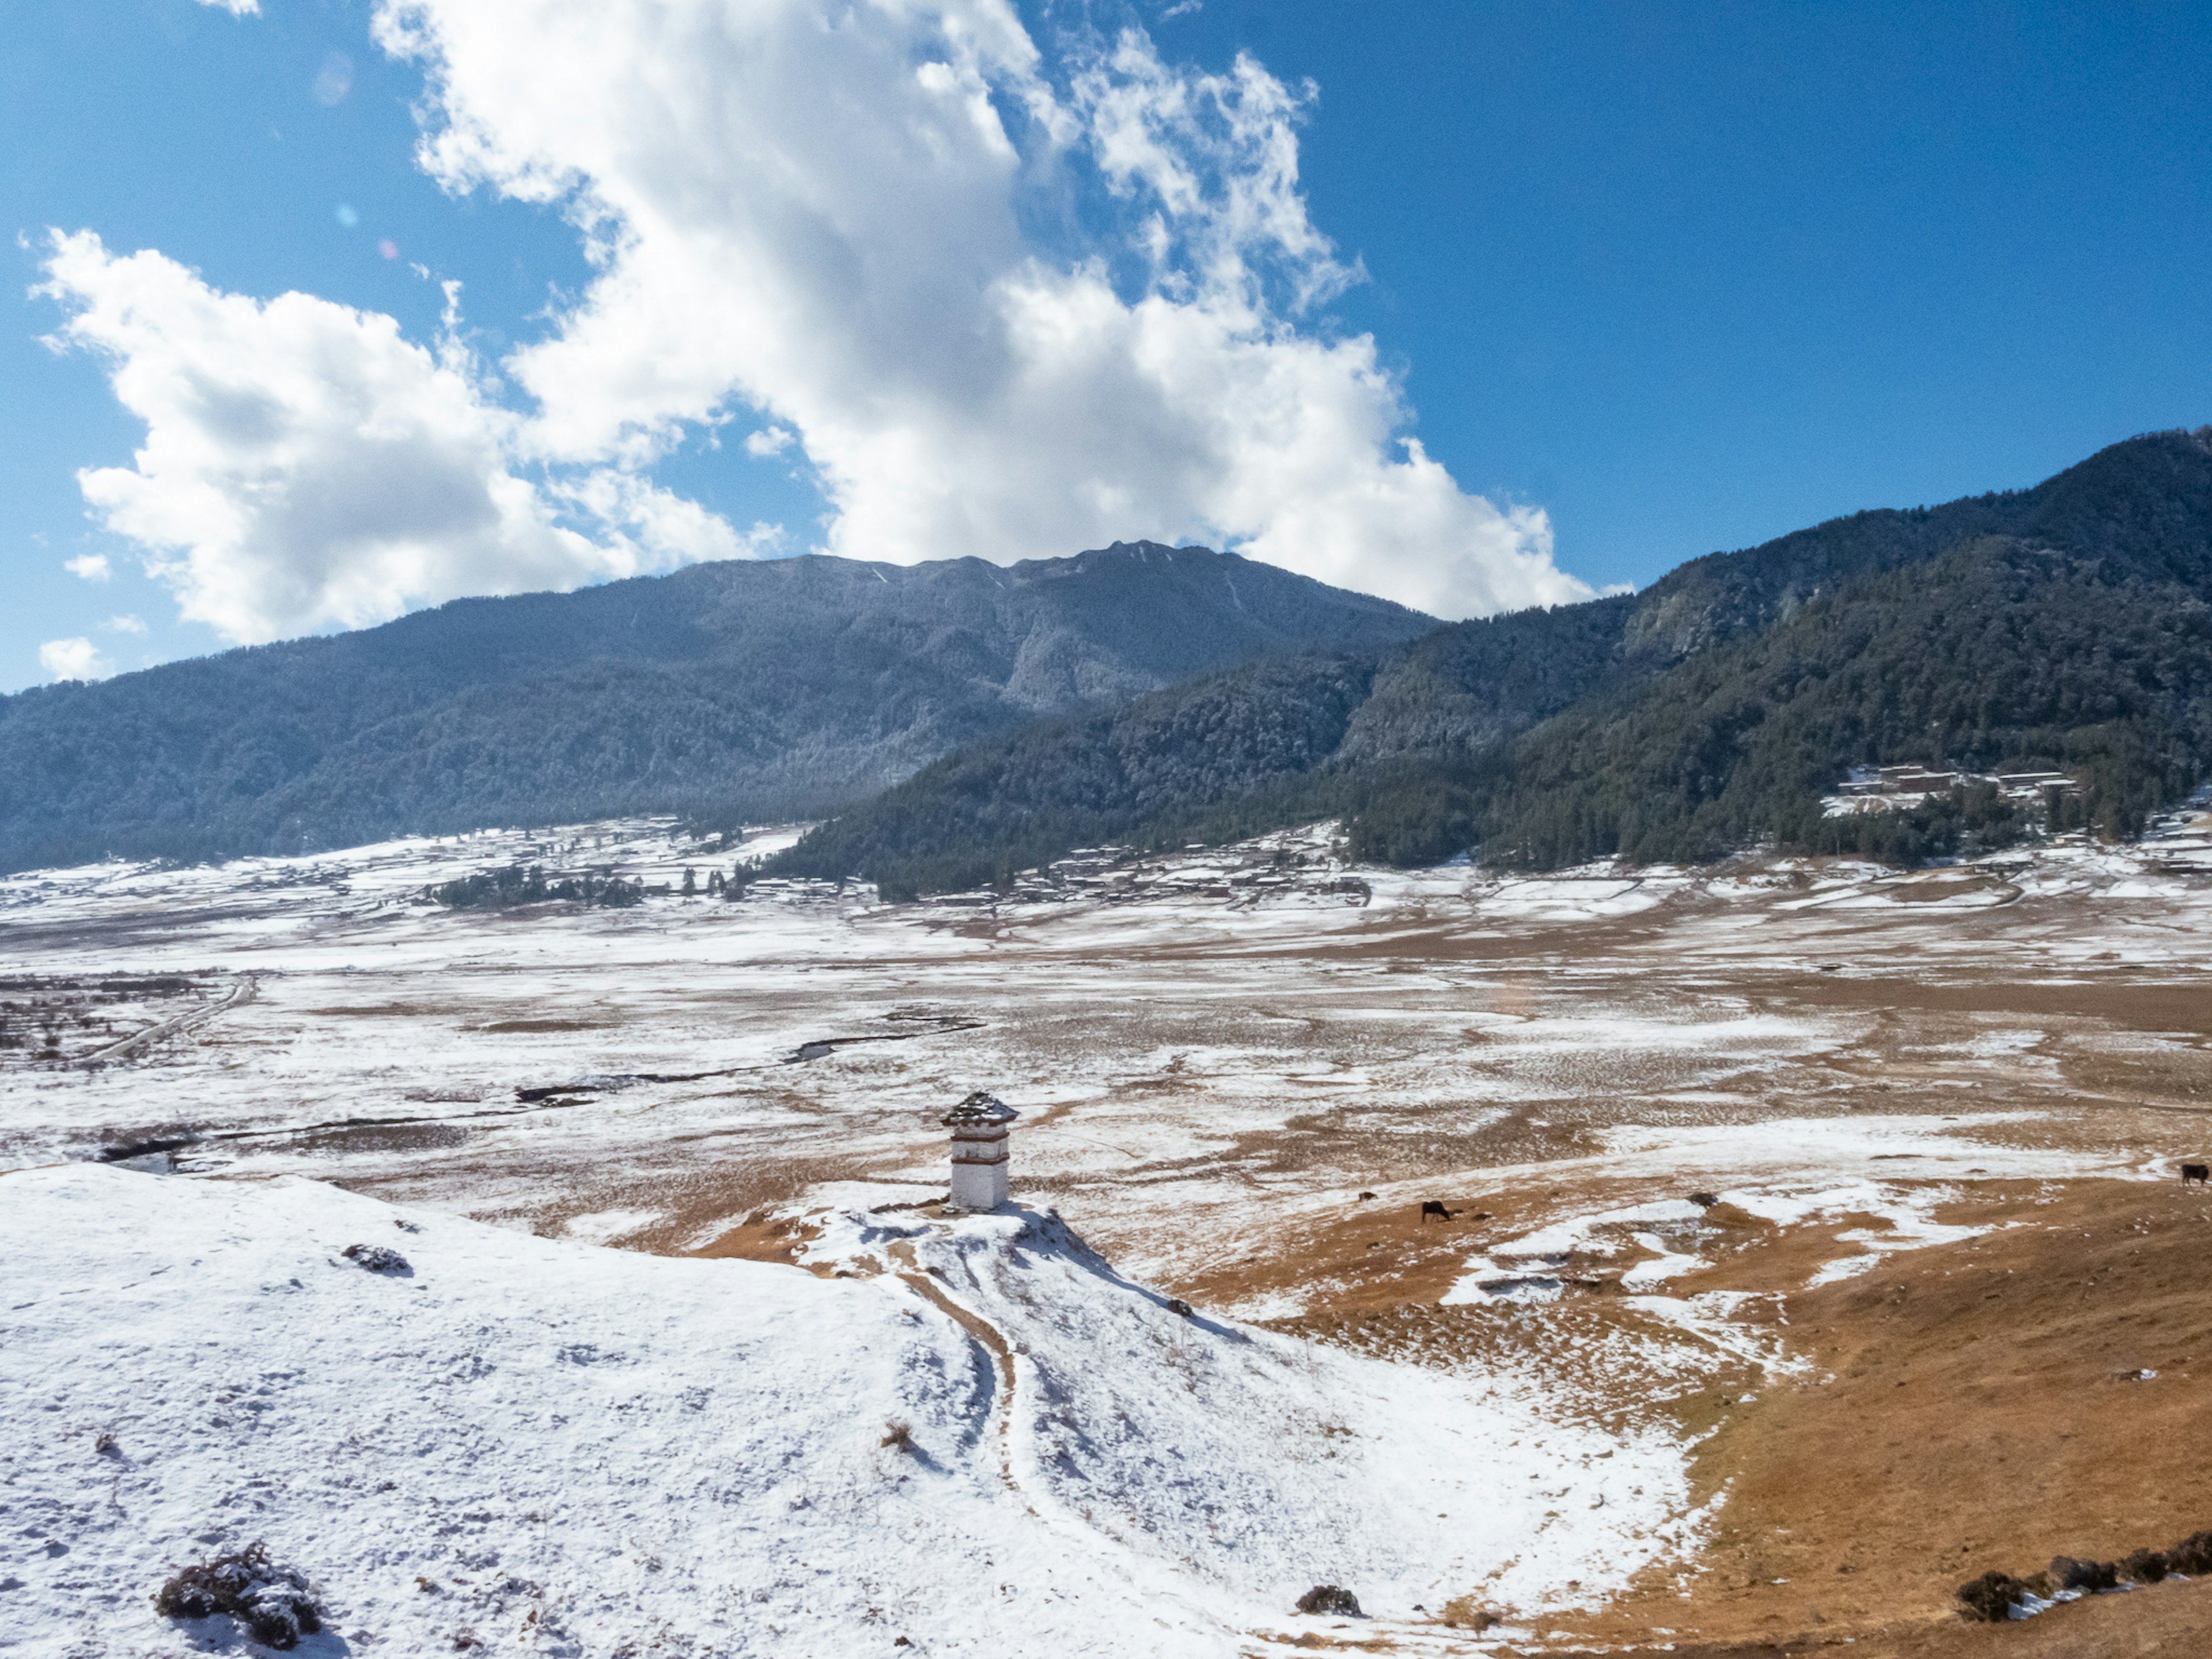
[378,240,400,261]
[335,204,358,228]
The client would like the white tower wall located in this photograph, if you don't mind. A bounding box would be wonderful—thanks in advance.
[948,1136,1009,1210]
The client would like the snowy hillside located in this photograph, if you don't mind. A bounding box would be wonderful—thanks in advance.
[2,1166,1691,1657]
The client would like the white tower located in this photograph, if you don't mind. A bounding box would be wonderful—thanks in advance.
[944,1091,1019,1211]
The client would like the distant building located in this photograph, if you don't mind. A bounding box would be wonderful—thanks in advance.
[944,1090,1019,1211]
[1823,763,2080,820]
[1878,767,1960,794]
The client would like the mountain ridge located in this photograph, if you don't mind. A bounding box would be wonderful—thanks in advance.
[0,541,1431,873]
[769,429,2212,893]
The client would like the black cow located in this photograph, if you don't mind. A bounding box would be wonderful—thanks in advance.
[2182,1163,2209,1185]
[1419,1200,1453,1224]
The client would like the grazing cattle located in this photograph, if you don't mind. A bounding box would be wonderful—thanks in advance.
[1419,1200,1453,1224]
[1688,1191,1720,1209]
[1356,1190,1378,1201]
[2182,1164,2209,1185]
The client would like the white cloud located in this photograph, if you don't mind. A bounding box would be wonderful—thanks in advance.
[744,425,795,459]
[374,0,1592,619]
[35,232,728,645]
[314,51,355,107]
[64,552,111,582]
[39,637,112,681]
[103,613,149,635]
[548,468,785,567]
[194,0,259,14]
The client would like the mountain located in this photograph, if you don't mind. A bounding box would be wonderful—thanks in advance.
[770,429,2212,893]
[0,543,1431,873]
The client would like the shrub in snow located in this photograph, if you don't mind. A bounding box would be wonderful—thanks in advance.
[880,1419,915,1453]
[1294,1585,1362,1616]
[153,1543,321,1649]
[342,1243,410,1273]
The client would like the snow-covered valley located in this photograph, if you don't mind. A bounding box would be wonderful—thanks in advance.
[6,813,2212,1655]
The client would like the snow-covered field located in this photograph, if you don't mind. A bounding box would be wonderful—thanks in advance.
[5,813,2211,1654]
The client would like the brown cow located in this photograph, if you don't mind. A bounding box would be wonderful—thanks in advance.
[1419,1200,1453,1224]
[2182,1163,2209,1185]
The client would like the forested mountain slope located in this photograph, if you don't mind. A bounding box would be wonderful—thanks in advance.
[772,429,2212,892]
[0,543,1429,872]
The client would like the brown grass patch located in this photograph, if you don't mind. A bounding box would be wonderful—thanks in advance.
[688,1210,816,1266]
[1559,1176,2212,1650]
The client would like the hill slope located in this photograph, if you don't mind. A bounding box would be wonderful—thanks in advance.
[0,543,1429,872]
[772,429,2212,890]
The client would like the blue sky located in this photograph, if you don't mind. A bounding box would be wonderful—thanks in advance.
[5,0,2210,690]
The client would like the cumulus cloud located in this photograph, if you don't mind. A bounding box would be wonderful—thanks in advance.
[104,614,149,635]
[374,0,1592,618]
[64,553,111,582]
[194,0,260,14]
[34,232,713,645]
[39,637,112,682]
[49,2,1584,640]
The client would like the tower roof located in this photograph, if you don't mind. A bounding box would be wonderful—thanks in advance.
[942,1090,1018,1127]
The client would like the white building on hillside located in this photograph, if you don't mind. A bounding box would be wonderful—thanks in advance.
[944,1091,1019,1211]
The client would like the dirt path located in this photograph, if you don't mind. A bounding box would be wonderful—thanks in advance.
[75,972,257,1067]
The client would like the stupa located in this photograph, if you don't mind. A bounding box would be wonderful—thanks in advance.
[942,1090,1019,1211]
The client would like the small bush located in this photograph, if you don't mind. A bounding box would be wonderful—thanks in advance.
[2120,1547,2170,1584]
[2048,1555,2116,1593]
[342,1243,411,1274]
[154,1543,321,1649]
[1438,1595,1495,1630]
[1956,1570,2037,1622]
[880,1419,914,1453]
[2166,1530,2212,1575]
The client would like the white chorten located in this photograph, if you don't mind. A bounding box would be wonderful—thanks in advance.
[943,1090,1019,1211]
